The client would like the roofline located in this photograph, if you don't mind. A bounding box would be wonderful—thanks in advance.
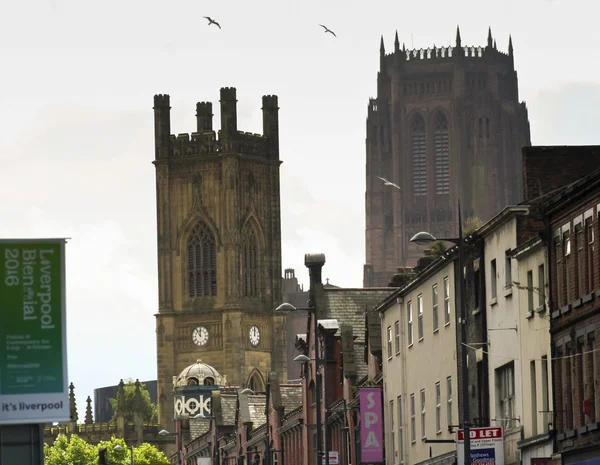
[376,248,458,314]
[541,169,600,215]
[511,235,543,259]
[324,287,397,292]
[472,205,530,239]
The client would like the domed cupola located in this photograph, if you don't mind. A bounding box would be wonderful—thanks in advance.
[172,360,227,419]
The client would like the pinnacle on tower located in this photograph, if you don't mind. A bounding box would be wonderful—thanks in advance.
[85,396,94,425]
[380,35,385,54]
[455,25,462,48]
[69,382,78,422]
[394,30,400,52]
[487,26,493,48]
[508,34,513,55]
[493,39,497,49]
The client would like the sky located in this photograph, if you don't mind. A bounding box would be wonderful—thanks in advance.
[1,0,598,416]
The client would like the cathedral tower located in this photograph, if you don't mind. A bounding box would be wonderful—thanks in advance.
[364,27,532,287]
[153,88,286,428]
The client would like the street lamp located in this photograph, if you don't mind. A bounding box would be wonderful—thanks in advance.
[242,383,272,465]
[159,429,182,465]
[195,413,220,465]
[276,301,328,465]
[409,200,471,465]
[114,444,134,465]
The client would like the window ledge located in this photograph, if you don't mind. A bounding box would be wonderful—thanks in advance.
[436,429,442,436]
[587,422,600,432]
[472,308,481,316]
[444,322,451,328]
[526,310,534,320]
[408,343,414,349]
[582,293,594,304]
[433,328,439,334]
[418,337,424,343]
[572,298,583,309]
[489,297,498,307]
[504,287,513,297]
[535,305,546,313]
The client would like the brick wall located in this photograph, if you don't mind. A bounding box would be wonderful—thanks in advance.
[522,146,600,202]
[546,173,600,455]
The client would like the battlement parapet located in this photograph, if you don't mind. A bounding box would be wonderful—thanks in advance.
[384,44,511,65]
[220,87,237,101]
[262,95,279,109]
[44,422,164,446]
[153,94,171,107]
[154,88,279,161]
[165,130,269,159]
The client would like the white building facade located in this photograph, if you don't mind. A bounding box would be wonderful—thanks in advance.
[378,257,459,465]
[480,207,528,465]
[512,236,554,464]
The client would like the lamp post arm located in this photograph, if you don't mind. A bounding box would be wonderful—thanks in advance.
[457,200,472,465]
[313,309,324,465]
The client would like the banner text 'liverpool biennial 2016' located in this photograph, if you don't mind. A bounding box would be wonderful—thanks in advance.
[360,387,384,464]
[0,239,69,424]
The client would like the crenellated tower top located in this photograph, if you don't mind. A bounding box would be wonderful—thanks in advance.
[379,26,515,71]
[152,87,280,162]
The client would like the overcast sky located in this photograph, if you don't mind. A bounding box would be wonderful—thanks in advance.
[1,0,598,415]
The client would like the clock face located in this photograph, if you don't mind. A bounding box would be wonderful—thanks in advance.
[249,325,260,346]
[192,326,209,347]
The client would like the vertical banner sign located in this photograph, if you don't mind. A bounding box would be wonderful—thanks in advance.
[360,387,384,464]
[0,239,69,424]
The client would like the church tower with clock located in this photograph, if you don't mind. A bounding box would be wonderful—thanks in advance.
[152,88,287,428]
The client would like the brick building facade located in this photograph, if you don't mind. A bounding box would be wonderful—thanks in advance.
[364,27,531,287]
[172,256,393,465]
[541,166,600,464]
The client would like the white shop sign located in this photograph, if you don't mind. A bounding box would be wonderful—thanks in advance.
[456,427,504,465]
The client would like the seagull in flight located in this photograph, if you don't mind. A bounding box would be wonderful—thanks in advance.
[204,16,221,29]
[319,24,336,37]
[378,177,402,190]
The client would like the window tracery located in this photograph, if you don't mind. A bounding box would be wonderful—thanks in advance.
[411,114,427,196]
[187,221,217,298]
[434,113,450,195]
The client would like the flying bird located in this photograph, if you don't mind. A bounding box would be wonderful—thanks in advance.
[204,16,221,29]
[319,24,336,37]
[378,177,402,190]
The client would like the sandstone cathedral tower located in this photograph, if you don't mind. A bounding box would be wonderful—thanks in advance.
[153,88,287,428]
[364,27,532,287]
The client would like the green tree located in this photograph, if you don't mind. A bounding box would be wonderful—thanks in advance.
[45,434,170,465]
[133,443,171,465]
[44,434,97,465]
[110,379,158,424]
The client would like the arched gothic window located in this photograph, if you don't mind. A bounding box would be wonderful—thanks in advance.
[187,221,217,298]
[247,370,265,392]
[242,225,259,298]
[434,112,450,195]
[411,114,427,196]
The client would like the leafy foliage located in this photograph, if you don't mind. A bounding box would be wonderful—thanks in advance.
[430,241,448,257]
[44,434,96,465]
[45,434,170,465]
[464,216,482,236]
[110,378,158,424]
